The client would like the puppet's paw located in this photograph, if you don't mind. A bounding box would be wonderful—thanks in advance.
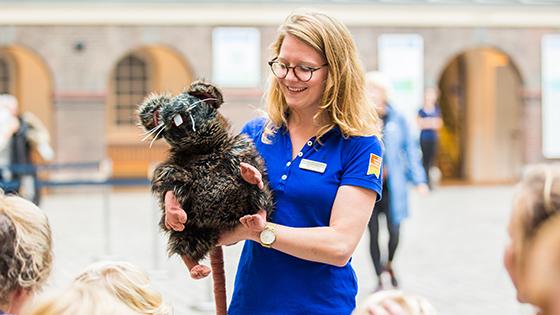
[240,162,264,190]
[190,264,211,279]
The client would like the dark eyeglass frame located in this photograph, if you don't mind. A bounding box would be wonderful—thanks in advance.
[267,58,328,82]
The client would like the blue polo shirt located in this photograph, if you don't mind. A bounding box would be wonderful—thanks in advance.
[229,117,383,315]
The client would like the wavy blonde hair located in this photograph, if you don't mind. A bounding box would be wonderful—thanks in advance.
[0,191,52,306]
[24,282,141,315]
[264,10,380,142]
[74,261,171,315]
[509,164,560,278]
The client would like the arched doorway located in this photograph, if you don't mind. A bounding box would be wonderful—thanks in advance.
[0,45,54,162]
[437,47,523,183]
[106,45,193,178]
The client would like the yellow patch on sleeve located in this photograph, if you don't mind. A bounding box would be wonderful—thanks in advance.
[367,153,383,178]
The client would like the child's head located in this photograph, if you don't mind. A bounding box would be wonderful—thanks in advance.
[353,290,437,315]
[24,282,141,315]
[524,214,560,314]
[0,191,53,311]
[74,261,170,315]
[504,164,560,302]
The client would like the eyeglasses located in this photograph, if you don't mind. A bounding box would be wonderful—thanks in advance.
[268,59,328,82]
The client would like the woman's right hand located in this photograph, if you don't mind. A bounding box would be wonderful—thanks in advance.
[164,191,187,231]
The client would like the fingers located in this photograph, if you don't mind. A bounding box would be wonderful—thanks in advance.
[367,304,390,315]
[382,301,407,315]
[164,190,187,231]
[366,301,406,315]
[239,212,266,232]
[240,162,264,190]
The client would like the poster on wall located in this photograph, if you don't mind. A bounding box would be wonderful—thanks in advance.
[542,34,560,158]
[378,34,424,131]
[212,27,260,88]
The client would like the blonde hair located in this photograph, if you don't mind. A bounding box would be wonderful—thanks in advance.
[0,191,53,306]
[264,10,380,142]
[509,164,560,279]
[74,261,171,315]
[525,214,560,313]
[24,282,141,315]
[353,290,437,315]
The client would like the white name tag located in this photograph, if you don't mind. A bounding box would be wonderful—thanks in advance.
[299,158,327,174]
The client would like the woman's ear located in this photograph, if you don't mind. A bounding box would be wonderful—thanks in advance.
[187,80,224,109]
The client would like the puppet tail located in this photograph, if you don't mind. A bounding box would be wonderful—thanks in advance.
[210,246,227,315]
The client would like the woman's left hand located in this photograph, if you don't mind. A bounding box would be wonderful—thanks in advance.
[217,209,267,246]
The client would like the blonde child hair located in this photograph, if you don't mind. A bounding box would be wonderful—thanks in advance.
[525,214,560,314]
[263,10,380,143]
[0,191,53,311]
[23,282,141,315]
[74,260,171,315]
[506,164,560,300]
[353,290,437,315]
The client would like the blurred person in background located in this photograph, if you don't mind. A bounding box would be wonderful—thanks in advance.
[504,164,560,315]
[416,88,442,190]
[365,71,427,292]
[164,10,383,315]
[352,289,437,315]
[0,191,53,315]
[0,94,54,205]
[74,261,171,315]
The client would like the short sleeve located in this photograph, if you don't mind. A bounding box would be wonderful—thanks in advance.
[240,117,267,142]
[340,136,384,200]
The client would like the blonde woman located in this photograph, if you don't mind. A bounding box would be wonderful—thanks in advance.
[353,290,437,315]
[23,282,141,315]
[0,191,53,315]
[73,261,171,315]
[164,9,383,314]
[504,164,560,313]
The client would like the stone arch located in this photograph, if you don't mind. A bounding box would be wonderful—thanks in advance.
[0,44,55,162]
[435,46,524,183]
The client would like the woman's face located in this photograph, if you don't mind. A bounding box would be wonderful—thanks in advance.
[276,33,328,116]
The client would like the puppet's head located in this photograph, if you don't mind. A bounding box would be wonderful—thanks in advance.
[138,81,224,149]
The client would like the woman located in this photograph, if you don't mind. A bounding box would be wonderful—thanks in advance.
[416,88,442,189]
[0,191,53,314]
[165,10,383,315]
[365,72,427,291]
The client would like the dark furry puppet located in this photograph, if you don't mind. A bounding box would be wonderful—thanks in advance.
[138,81,273,315]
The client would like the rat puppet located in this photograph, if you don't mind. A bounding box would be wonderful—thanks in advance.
[138,81,274,315]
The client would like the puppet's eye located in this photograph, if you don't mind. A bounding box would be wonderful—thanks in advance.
[173,114,184,126]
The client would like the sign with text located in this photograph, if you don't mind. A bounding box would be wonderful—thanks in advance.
[542,34,560,158]
[378,34,424,131]
[212,27,260,88]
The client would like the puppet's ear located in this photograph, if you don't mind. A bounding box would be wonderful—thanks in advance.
[138,92,171,133]
[187,80,224,109]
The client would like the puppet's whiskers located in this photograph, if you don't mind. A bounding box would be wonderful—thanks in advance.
[150,125,166,148]
[142,123,165,142]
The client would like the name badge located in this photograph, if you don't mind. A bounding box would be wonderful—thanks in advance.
[299,158,327,174]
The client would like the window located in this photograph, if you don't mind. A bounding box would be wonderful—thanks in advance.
[0,56,11,94]
[112,54,149,126]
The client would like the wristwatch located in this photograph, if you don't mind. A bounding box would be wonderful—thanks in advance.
[259,223,277,248]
